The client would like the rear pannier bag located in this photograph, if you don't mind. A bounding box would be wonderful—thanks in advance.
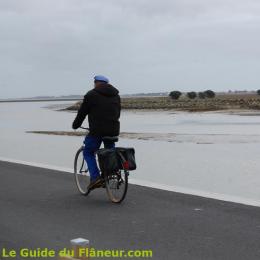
[97,147,137,173]
[97,148,119,173]
[116,147,136,171]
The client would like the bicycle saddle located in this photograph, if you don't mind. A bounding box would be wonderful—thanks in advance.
[102,136,119,142]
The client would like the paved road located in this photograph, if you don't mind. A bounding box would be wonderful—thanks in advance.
[1,161,260,260]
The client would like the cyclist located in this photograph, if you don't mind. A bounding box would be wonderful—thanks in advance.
[72,75,121,190]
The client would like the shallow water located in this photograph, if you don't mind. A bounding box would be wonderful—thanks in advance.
[1,101,260,206]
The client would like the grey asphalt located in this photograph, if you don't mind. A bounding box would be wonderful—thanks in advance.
[1,160,260,260]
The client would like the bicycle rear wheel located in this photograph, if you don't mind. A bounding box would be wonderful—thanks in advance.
[104,167,128,203]
[74,146,90,195]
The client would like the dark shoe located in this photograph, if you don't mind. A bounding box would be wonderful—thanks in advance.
[87,177,104,190]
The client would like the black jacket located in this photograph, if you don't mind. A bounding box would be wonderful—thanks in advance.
[72,83,121,136]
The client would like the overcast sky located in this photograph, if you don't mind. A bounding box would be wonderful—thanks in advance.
[0,0,260,98]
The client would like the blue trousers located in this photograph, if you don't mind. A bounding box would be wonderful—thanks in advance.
[83,135,115,181]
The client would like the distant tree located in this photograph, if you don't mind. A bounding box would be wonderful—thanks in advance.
[169,91,182,100]
[186,92,197,99]
[257,90,260,95]
[204,90,216,98]
[198,92,206,99]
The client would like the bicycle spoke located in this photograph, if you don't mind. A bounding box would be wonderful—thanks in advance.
[105,170,128,203]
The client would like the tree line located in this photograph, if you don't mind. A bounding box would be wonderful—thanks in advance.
[169,90,215,100]
[169,90,260,100]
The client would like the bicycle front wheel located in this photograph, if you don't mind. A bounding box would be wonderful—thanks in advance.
[74,146,90,195]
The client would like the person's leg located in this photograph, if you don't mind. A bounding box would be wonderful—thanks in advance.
[103,140,115,149]
[83,135,102,181]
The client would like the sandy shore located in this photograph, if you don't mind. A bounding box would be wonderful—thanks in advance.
[26,130,260,144]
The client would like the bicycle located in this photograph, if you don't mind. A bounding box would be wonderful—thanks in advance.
[74,127,129,203]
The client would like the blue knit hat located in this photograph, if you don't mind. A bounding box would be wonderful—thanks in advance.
[94,75,109,83]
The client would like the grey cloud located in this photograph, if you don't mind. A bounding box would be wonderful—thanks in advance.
[0,0,260,98]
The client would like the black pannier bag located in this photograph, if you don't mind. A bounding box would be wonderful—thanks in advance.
[116,147,136,171]
[97,148,119,173]
[97,147,137,173]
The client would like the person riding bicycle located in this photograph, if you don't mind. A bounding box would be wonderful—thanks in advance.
[72,75,121,190]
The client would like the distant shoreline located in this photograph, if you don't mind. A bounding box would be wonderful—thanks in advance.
[2,93,260,112]
[66,94,260,112]
[0,98,81,103]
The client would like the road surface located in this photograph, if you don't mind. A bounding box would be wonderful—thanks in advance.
[1,160,260,259]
